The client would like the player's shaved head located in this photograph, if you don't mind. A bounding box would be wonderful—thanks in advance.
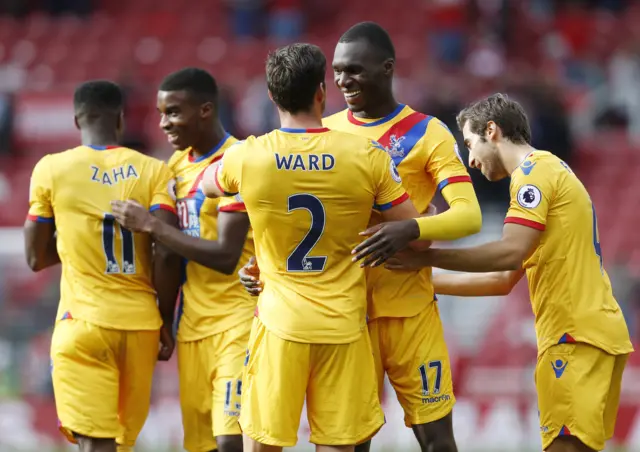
[457,93,532,145]
[74,80,123,117]
[266,43,326,114]
[339,22,395,62]
[159,67,218,104]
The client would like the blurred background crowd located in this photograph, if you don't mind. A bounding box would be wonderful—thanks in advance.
[0,0,640,450]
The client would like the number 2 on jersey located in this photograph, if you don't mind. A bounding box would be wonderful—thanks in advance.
[287,194,327,272]
[102,213,135,274]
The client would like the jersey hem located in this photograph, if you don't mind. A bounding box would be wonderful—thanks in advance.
[55,315,162,331]
[537,338,634,357]
[259,317,365,345]
[176,314,254,342]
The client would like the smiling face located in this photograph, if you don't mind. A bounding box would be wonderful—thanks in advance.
[332,39,393,114]
[157,90,210,150]
[462,120,508,182]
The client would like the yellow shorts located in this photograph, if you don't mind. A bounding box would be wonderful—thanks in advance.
[240,318,384,447]
[177,320,251,452]
[368,301,455,427]
[50,317,158,447]
[536,342,629,451]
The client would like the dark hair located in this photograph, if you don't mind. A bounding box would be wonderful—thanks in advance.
[457,93,532,145]
[73,80,123,115]
[338,21,395,60]
[159,67,218,103]
[266,43,326,114]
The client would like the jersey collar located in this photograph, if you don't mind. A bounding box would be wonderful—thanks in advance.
[347,104,405,127]
[188,132,231,163]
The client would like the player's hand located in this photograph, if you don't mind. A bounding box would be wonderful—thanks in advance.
[384,249,431,271]
[158,324,175,361]
[352,219,420,268]
[111,200,154,233]
[238,256,263,296]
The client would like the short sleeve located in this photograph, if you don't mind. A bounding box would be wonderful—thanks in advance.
[27,155,54,222]
[149,162,177,215]
[424,119,472,191]
[505,160,555,231]
[215,142,244,196]
[218,193,247,213]
[369,141,409,211]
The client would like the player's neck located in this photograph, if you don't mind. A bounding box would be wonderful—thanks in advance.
[500,143,537,174]
[191,123,227,158]
[279,111,323,130]
[81,130,119,147]
[353,95,399,120]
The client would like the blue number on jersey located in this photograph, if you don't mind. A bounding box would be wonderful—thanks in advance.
[287,194,327,272]
[591,205,603,274]
[102,213,136,274]
[418,360,443,396]
[560,161,603,272]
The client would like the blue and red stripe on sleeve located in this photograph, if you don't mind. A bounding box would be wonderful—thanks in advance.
[436,175,472,192]
[218,202,246,212]
[373,192,410,212]
[26,214,54,223]
[150,204,177,215]
[504,216,545,231]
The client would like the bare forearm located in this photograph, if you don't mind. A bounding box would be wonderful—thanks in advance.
[426,242,523,273]
[153,244,181,326]
[433,272,514,297]
[149,216,240,274]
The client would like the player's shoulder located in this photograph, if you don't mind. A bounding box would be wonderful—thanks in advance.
[33,145,85,171]
[513,151,560,179]
[322,108,348,128]
[510,151,562,200]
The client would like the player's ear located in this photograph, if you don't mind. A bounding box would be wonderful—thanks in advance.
[201,101,213,120]
[383,58,395,77]
[267,90,274,103]
[486,121,499,142]
[317,82,326,100]
[73,115,80,131]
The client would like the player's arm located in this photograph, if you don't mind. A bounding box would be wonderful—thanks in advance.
[432,270,525,297]
[151,209,182,327]
[202,142,244,199]
[385,162,554,272]
[111,200,249,275]
[352,142,422,266]
[24,220,59,271]
[415,120,482,241]
[353,126,482,265]
[384,223,541,272]
[24,155,59,272]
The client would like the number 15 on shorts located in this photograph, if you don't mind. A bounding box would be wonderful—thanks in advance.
[419,361,442,396]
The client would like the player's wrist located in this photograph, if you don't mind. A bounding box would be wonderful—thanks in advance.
[146,215,161,235]
[405,218,420,241]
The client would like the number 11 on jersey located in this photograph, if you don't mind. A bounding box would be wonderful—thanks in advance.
[103,213,136,275]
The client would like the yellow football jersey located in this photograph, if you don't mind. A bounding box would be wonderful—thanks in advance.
[28,145,176,330]
[506,151,633,356]
[323,105,472,319]
[169,134,256,342]
[215,127,408,344]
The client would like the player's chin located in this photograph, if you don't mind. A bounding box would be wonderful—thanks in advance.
[345,96,366,112]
